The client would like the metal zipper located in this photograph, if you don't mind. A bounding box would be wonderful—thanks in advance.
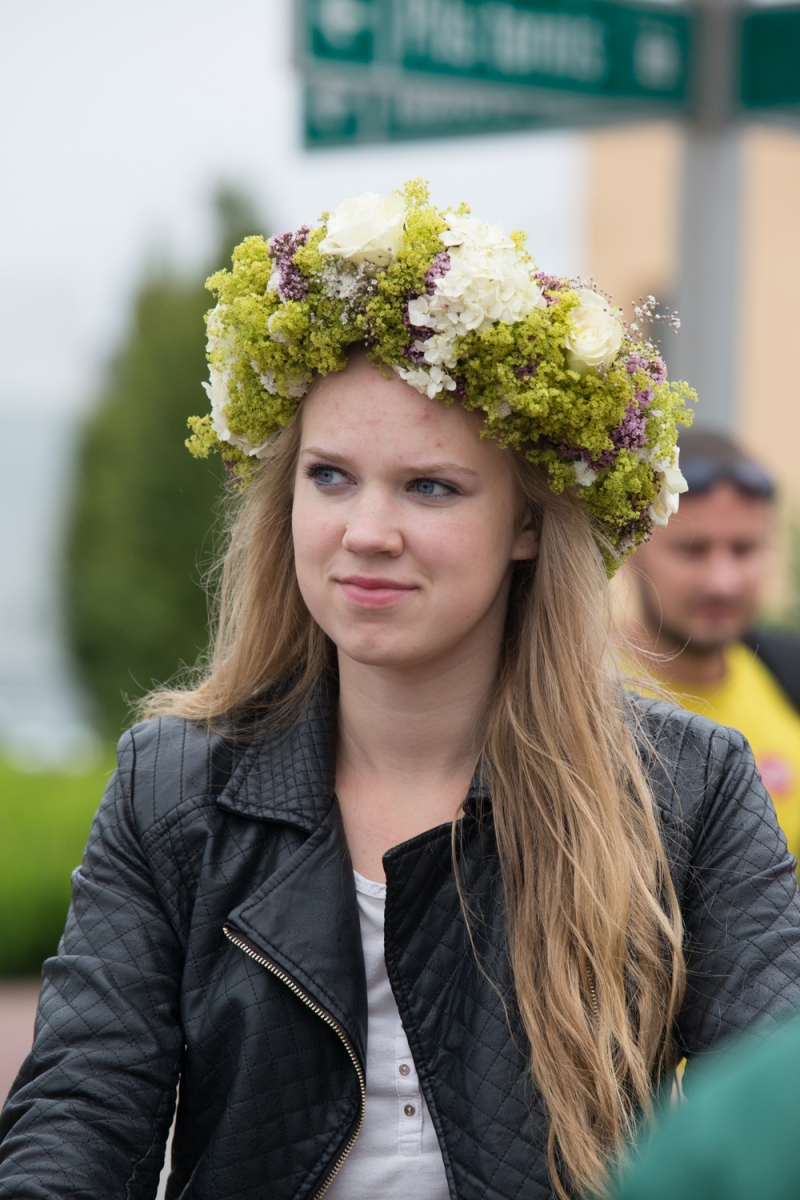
[223,924,366,1198]
[588,966,600,1022]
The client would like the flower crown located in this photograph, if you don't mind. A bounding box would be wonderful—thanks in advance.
[188,180,694,572]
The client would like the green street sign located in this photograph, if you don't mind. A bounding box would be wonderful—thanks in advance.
[305,80,552,145]
[302,0,692,107]
[740,5,800,109]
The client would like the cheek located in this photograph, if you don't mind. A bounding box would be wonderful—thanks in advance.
[740,559,766,593]
[291,493,340,586]
[418,507,516,590]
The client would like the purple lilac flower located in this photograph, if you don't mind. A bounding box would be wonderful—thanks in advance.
[424,252,450,292]
[557,443,587,463]
[558,442,619,470]
[268,226,310,301]
[604,389,652,462]
[516,363,538,380]
[558,385,652,473]
[623,351,667,384]
[532,271,562,305]
[614,510,653,549]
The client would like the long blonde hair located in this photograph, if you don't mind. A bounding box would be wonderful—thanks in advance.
[144,406,684,1198]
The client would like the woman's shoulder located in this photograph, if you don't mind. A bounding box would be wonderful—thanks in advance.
[112,680,325,835]
[627,691,748,751]
[626,693,754,827]
[112,714,241,835]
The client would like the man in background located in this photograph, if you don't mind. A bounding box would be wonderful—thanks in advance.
[628,429,800,861]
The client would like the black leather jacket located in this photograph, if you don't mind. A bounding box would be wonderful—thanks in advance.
[2,687,800,1200]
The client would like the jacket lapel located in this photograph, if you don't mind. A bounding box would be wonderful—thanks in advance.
[215,678,367,1067]
[216,678,339,832]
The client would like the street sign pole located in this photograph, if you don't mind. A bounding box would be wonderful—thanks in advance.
[671,0,742,432]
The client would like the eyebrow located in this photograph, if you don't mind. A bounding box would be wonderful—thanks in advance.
[299,447,479,477]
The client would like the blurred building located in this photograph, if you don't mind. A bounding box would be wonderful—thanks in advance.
[587,121,800,510]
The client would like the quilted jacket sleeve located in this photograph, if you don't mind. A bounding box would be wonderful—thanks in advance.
[673,718,800,1060]
[0,729,184,1199]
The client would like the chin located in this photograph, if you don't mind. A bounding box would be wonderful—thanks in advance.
[688,625,747,651]
[334,623,460,670]
[338,639,427,669]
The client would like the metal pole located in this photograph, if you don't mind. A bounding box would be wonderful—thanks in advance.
[671,0,742,432]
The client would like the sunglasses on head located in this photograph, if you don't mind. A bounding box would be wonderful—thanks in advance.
[680,457,776,500]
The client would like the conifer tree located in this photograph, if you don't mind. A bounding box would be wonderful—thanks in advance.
[65,189,266,736]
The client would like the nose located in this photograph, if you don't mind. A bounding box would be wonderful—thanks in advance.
[704,548,745,596]
[341,487,403,558]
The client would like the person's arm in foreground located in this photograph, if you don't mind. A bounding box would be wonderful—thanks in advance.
[0,730,183,1197]
[613,1014,800,1200]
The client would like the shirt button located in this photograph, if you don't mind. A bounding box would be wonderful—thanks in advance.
[399,1063,411,1076]
[404,1103,416,1117]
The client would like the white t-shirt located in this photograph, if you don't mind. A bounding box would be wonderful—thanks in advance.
[324,871,450,1200]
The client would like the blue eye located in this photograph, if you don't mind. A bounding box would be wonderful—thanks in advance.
[413,479,454,498]
[307,464,348,488]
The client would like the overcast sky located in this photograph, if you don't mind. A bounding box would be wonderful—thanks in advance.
[0,0,585,417]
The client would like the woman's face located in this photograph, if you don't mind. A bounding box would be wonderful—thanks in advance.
[292,352,537,673]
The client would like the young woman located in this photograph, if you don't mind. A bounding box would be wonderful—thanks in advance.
[2,184,800,1200]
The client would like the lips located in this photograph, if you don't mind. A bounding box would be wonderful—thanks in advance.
[336,575,418,610]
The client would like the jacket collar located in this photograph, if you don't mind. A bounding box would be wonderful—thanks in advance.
[215,676,338,832]
[215,672,491,831]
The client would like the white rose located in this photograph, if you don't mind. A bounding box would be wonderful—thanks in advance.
[649,452,689,529]
[565,288,624,375]
[318,190,406,267]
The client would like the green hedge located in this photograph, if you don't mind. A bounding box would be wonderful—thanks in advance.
[0,755,115,976]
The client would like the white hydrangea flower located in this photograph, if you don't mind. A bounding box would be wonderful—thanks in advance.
[573,460,599,487]
[268,311,291,344]
[203,363,270,459]
[318,190,406,267]
[203,366,233,442]
[565,289,624,375]
[203,305,236,444]
[401,213,545,398]
[396,363,457,399]
[649,449,689,528]
[286,374,312,399]
[256,365,278,395]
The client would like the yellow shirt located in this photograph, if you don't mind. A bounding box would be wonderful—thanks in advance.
[661,642,800,862]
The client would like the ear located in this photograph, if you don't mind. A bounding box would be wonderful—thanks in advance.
[511,525,539,561]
